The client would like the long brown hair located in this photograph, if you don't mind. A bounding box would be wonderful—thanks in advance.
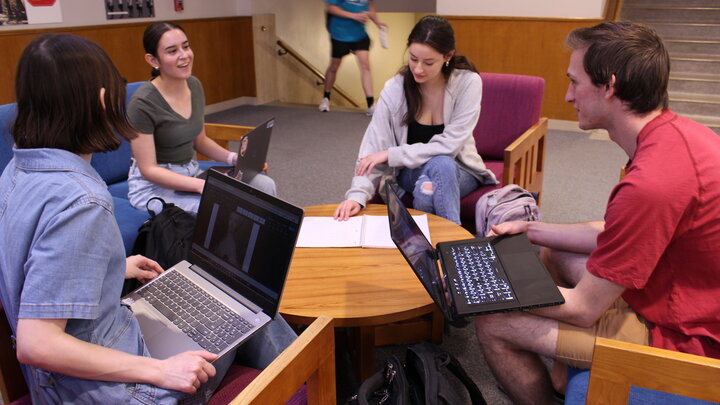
[400,15,477,126]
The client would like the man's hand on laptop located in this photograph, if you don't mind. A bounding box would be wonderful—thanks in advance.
[157,350,218,393]
[125,254,164,283]
[487,221,529,237]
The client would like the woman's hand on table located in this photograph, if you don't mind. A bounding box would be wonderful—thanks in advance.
[333,200,362,221]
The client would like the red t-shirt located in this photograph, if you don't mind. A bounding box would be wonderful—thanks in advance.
[587,110,720,359]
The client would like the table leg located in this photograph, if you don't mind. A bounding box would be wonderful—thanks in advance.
[358,326,376,381]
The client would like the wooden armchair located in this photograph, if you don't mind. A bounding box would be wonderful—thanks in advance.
[566,337,720,404]
[1,300,336,405]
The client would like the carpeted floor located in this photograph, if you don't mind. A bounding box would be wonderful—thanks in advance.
[207,103,628,404]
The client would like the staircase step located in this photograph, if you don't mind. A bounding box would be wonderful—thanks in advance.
[622,6,720,24]
[650,22,720,39]
[625,0,720,7]
[664,37,720,55]
[682,113,720,134]
[671,53,720,73]
[669,72,720,95]
[669,92,720,117]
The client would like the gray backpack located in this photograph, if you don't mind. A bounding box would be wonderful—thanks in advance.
[475,184,540,236]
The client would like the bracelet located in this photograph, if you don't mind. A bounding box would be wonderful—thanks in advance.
[226,152,237,166]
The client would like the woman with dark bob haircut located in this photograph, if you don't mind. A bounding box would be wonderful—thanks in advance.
[126,21,277,215]
[1,33,230,404]
[334,15,497,225]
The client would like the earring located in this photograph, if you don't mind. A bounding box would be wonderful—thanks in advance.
[153,66,159,70]
[444,60,450,67]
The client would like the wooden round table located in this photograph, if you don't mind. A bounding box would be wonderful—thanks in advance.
[279,204,473,379]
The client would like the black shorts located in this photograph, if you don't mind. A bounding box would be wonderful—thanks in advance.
[331,36,371,59]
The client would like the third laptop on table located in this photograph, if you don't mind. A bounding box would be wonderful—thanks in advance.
[383,180,564,322]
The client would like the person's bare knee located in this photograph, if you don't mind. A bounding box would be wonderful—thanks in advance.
[420,181,433,195]
[541,247,587,287]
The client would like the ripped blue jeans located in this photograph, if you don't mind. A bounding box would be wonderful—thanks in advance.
[397,155,479,225]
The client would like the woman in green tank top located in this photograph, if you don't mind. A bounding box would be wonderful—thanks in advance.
[126,21,277,214]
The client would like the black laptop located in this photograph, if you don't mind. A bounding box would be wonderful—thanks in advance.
[197,117,274,183]
[383,180,564,321]
[122,168,304,360]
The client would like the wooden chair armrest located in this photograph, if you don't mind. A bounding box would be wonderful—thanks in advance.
[586,337,720,405]
[200,123,255,161]
[503,117,548,204]
[0,303,28,404]
[229,315,336,405]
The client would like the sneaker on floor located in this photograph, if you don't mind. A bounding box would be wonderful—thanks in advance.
[365,104,375,116]
[319,97,330,112]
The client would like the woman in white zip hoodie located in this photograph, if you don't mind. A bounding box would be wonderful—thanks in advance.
[334,15,497,224]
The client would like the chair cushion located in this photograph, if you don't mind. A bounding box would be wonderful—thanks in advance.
[113,197,150,256]
[207,365,307,405]
[91,140,133,186]
[474,73,545,160]
[565,367,714,404]
[8,394,31,405]
[0,103,17,172]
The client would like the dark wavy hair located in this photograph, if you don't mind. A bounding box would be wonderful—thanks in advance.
[400,15,477,126]
[566,21,669,114]
[143,21,186,77]
[13,33,135,153]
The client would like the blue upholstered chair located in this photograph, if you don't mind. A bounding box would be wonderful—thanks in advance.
[565,338,720,404]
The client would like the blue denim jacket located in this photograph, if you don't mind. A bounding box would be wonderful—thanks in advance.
[0,148,183,404]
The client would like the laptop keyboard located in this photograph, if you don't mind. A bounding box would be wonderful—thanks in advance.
[137,271,255,354]
[450,243,516,304]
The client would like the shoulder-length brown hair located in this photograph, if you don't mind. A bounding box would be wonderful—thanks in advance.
[13,33,136,154]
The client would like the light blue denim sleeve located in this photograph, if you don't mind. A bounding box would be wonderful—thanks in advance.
[19,201,118,320]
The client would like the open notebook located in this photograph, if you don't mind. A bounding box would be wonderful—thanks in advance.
[297,215,431,248]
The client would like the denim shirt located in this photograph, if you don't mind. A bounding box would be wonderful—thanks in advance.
[0,148,182,404]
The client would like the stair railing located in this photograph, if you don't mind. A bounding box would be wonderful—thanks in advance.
[276,39,362,108]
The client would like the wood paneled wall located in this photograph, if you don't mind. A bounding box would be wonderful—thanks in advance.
[447,17,603,121]
[0,17,255,105]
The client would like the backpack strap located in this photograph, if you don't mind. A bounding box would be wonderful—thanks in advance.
[145,197,169,217]
[443,352,487,405]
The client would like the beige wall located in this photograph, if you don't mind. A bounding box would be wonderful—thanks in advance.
[0,0,250,31]
[437,0,607,18]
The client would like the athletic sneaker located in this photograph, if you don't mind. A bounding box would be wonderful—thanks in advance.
[366,104,375,116]
[319,97,330,112]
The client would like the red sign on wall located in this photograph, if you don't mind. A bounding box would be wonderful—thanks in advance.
[27,0,57,6]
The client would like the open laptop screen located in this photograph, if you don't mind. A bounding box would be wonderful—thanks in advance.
[384,182,448,312]
[190,169,303,316]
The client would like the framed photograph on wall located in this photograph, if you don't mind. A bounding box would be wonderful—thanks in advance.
[105,0,154,20]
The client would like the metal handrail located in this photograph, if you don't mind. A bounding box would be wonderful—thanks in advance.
[276,39,362,108]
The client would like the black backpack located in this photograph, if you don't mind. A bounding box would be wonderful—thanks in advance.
[353,342,486,405]
[131,197,196,269]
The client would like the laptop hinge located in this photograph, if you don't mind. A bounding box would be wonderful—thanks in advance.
[190,264,263,314]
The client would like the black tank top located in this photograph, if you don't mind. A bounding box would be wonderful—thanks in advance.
[407,121,444,145]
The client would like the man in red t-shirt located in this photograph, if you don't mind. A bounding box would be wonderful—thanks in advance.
[474,21,720,405]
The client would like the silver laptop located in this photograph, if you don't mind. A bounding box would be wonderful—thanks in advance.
[196,117,275,183]
[122,168,304,360]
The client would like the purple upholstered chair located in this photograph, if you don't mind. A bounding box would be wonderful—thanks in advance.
[459,72,547,232]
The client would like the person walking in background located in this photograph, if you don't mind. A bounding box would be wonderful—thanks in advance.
[334,15,497,225]
[318,0,386,116]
